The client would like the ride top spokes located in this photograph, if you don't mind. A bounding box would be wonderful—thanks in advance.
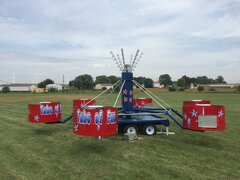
[28,49,226,138]
[110,48,143,72]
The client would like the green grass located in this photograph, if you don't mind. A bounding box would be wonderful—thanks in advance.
[0,91,240,180]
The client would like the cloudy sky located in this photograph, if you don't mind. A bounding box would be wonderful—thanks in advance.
[0,0,240,84]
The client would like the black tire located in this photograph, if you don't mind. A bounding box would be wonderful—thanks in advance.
[123,125,139,134]
[143,124,156,136]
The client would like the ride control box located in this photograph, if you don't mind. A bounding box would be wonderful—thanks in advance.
[182,100,225,131]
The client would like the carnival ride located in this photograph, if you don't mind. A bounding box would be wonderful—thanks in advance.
[28,49,226,138]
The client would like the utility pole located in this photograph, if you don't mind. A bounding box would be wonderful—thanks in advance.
[12,73,15,84]
[63,74,65,91]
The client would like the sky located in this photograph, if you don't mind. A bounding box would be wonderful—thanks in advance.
[0,0,240,84]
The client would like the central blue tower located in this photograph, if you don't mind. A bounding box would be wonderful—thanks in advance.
[110,48,143,112]
[121,72,133,111]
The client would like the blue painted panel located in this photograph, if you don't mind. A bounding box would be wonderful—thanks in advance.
[121,72,134,111]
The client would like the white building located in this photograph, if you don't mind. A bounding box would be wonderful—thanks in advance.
[200,84,240,89]
[153,81,164,88]
[46,84,63,91]
[0,83,36,92]
[94,83,113,90]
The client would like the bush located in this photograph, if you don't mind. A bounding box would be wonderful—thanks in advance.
[2,86,10,93]
[168,87,177,91]
[209,87,216,91]
[48,87,57,92]
[198,86,204,91]
[237,85,240,91]
[178,87,185,91]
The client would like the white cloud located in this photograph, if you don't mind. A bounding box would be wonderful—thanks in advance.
[0,0,240,83]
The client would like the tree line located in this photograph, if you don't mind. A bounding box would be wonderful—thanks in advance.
[68,74,154,90]
[36,74,227,90]
[0,74,232,93]
[159,74,226,88]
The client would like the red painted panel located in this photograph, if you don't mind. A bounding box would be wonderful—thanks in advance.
[73,106,118,136]
[134,98,153,108]
[183,100,211,106]
[28,102,62,123]
[183,100,225,131]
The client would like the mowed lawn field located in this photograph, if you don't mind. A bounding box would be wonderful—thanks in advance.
[0,91,240,180]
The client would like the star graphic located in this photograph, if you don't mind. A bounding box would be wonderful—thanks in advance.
[34,115,40,121]
[123,96,128,102]
[187,118,191,127]
[191,109,197,117]
[218,110,224,118]
[183,114,187,121]
[129,97,133,103]
[129,90,133,96]
[123,89,128,95]
[74,124,79,132]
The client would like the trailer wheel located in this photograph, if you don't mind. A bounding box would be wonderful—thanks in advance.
[124,125,138,134]
[143,124,156,136]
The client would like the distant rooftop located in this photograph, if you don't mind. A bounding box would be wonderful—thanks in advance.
[96,83,113,86]
[0,83,36,87]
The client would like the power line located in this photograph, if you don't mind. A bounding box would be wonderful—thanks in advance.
[0,79,11,84]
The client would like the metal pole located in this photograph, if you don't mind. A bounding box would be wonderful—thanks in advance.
[130,49,139,70]
[117,54,124,71]
[82,80,121,108]
[100,80,121,105]
[114,80,126,107]
[111,51,123,71]
[134,80,171,107]
[121,48,126,70]
[132,80,168,111]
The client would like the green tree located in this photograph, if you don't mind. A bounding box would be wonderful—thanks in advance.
[198,86,204,91]
[189,77,197,86]
[134,76,146,87]
[108,75,120,84]
[69,80,74,87]
[72,74,94,90]
[177,75,194,88]
[38,79,54,88]
[177,78,187,88]
[159,74,172,87]
[215,75,226,84]
[143,78,153,88]
[208,78,216,84]
[95,75,110,84]
[196,76,209,84]
[2,86,10,93]
[237,85,240,91]
[48,87,57,92]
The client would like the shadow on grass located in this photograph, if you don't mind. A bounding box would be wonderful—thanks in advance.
[31,127,62,136]
[177,134,225,150]
[70,138,110,155]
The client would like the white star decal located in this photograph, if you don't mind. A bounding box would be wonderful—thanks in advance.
[74,124,79,131]
[187,118,191,128]
[191,109,198,117]
[34,115,40,121]
[183,114,187,121]
[218,110,224,118]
